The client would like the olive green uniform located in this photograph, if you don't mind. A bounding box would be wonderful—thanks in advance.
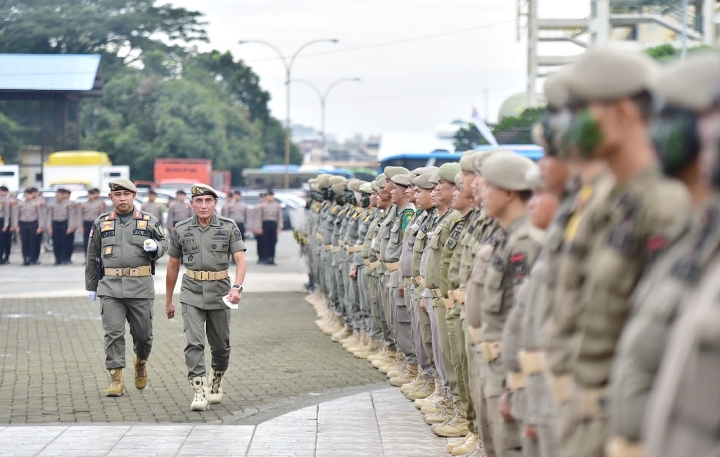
[560,167,689,457]
[412,207,436,365]
[85,208,168,370]
[643,196,720,457]
[478,213,543,457]
[362,208,384,339]
[167,214,246,379]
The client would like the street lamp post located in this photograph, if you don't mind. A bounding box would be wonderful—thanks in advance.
[289,78,361,159]
[237,39,338,188]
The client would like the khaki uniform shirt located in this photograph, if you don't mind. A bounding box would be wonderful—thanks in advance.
[643,228,720,457]
[609,195,720,442]
[167,214,246,310]
[465,220,502,330]
[47,200,78,229]
[570,167,690,389]
[0,195,9,227]
[443,208,477,300]
[12,199,46,227]
[166,201,192,231]
[222,201,249,225]
[85,208,168,298]
[80,199,107,223]
[546,170,616,380]
[402,210,427,279]
[255,201,283,230]
[424,209,461,299]
[362,208,382,277]
[373,205,396,278]
[141,201,164,226]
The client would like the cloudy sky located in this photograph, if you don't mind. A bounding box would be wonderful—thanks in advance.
[169,0,590,141]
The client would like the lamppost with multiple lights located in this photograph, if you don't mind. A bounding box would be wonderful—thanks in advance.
[237,39,338,188]
[290,77,361,159]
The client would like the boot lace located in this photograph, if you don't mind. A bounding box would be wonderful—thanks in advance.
[210,372,224,394]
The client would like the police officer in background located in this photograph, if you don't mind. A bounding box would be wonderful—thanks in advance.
[222,190,249,240]
[85,178,168,397]
[141,190,165,227]
[12,187,46,265]
[0,185,11,264]
[254,190,283,265]
[166,189,192,234]
[80,188,107,259]
[165,183,247,411]
[47,188,78,265]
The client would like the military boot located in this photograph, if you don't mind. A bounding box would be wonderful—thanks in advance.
[341,329,360,348]
[450,432,478,455]
[367,345,388,362]
[355,337,380,359]
[407,375,435,400]
[347,332,368,353]
[379,352,403,374]
[208,370,224,404]
[400,371,424,394]
[415,378,443,409]
[190,376,209,411]
[320,314,340,335]
[390,363,418,387]
[331,324,352,342]
[134,357,148,390]
[371,349,395,368]
[424,396,453,425]
[432,403,469,437]
[421,390,450,415]
[385,355,407,377]
[106,368,124,397]
[328,315,346,335]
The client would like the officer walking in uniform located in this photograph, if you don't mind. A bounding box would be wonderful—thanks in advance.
[85,178,168,397]
[80,188,107,259]
[47,188,78,265]
[166,190,192,234]
[0,186,11,264]
[12,187,46,265]
[165,183,247,411]
[141,190,165,227]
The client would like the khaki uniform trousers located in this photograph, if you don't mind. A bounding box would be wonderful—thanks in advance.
[101,296,154,370]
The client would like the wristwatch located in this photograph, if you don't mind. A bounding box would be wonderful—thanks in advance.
[232,284,244,293]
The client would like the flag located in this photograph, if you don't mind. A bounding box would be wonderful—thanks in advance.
[471,107,498,146]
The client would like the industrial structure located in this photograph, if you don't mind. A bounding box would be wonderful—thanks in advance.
[519,0,719,107]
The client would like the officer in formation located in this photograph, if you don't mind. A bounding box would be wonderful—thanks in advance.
[298,45,720,457]
[12,187,46,265]
[166,189,192,233]
[165,183,247,411]
[0,185,12,264]
[80,188,107,259]
[221,190,249,240]
[252,190,283,265]
[47,188,78,265]
[140,190,165,227]
[85,178,168,397]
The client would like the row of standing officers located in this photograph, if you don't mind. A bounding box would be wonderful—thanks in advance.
[300,46,720,457]
[0,186,281,267]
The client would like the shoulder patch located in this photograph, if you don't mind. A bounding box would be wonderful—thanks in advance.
[401,208,414,232]
[510,253,528,283]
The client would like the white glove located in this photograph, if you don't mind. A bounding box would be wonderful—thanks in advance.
[87,291,97,302]
[143,239,158,252]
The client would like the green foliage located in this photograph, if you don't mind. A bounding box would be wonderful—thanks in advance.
[454,107,545,151]
[0,0,296,184]
[644,43,716,62]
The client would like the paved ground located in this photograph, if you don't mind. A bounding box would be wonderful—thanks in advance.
[0,389,453,457]
[0,232,459,456]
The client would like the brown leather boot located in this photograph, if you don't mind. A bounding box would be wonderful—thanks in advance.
[134,357,148,390]
[106,368,124,397]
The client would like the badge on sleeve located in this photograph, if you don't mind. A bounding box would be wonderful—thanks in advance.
[510,253,528,283]
[645,235,667,264]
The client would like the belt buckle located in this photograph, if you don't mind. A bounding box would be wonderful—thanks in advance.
[199,271,208,281]
[122,267,131,276]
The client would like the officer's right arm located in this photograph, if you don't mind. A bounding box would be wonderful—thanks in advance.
[85,221,101,291]
[165,231,183,315]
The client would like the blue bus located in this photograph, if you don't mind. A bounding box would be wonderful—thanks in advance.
[378,144,545,172]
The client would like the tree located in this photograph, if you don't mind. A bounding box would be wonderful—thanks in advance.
[82,71,264,182]
[0,112,20,163]
[644,43,715,62]
[0,0,207,70]
[454,107,545,151]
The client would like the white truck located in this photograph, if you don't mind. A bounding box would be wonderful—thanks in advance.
[0,164,20,191]
[42,151,129,190]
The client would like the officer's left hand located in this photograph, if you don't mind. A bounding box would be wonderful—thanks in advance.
[499,390,515,422]
[398,285,404,297]
[523,425,538,440]
[143,239,158,252]
[228,288,241,304]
